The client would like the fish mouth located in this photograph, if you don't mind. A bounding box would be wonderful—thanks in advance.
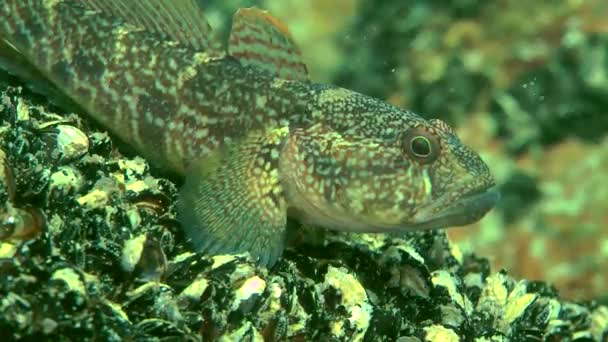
[407,186,500,230]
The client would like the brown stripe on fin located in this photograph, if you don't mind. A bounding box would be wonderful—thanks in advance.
[228,8,309,81]
[81,0,222,54]
[177,127,290,267]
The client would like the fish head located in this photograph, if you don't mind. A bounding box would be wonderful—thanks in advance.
[281,88,499,232]
[400,117,499,230]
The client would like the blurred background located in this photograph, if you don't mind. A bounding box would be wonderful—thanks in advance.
[205,0,608,302]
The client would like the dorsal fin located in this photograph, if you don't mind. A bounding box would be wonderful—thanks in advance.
[81,0,222,54]
[228,8,309,82]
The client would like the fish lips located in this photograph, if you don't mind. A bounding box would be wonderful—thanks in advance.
[409,186,500,230]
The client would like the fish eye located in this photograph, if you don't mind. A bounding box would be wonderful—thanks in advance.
[410,136,431,157]
[402,128,440,164]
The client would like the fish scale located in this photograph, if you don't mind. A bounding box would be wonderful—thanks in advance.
[0,0,499,266]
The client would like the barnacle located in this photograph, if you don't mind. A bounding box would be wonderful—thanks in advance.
[121,233,168,281]
[53,124,90,162]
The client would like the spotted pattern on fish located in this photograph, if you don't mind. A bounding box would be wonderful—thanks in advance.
[0,0,499,266]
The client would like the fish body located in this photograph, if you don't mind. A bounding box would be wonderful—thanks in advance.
[0,0,499,266]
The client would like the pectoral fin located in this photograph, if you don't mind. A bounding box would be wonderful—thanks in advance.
[177,127,290,267]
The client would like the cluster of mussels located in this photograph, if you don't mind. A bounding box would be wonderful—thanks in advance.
[1,84,607,341]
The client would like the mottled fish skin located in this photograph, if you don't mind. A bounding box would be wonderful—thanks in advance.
[0,0,498,266]
[1,0,311,175]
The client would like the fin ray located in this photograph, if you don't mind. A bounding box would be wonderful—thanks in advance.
[229,8,309,81]
[177,127,291,267]
[81,0,222,53]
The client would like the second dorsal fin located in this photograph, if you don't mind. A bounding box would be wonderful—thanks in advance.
[81,0,222,54]
[228,8,309,82]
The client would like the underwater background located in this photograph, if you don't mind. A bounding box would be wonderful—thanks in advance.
[1,0,607,340]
